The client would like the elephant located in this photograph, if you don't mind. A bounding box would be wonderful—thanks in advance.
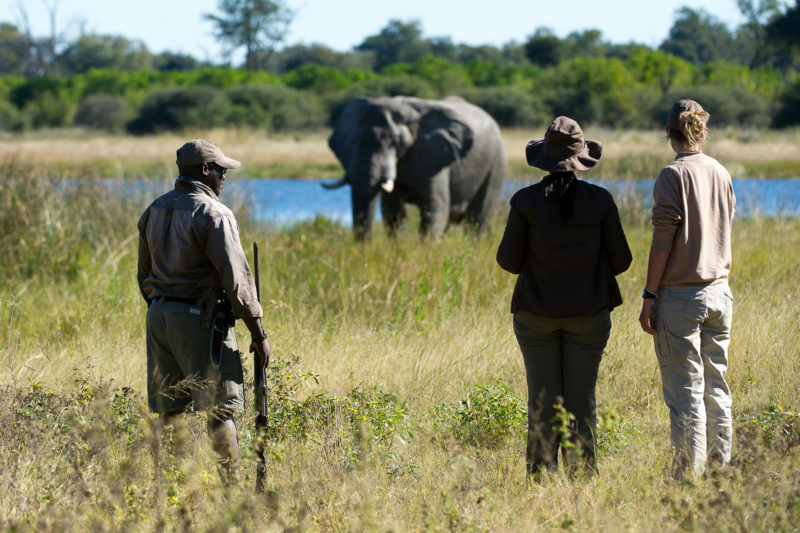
[323,95,507,239]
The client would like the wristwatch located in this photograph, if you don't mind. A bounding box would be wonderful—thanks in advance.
[641,288,658,299]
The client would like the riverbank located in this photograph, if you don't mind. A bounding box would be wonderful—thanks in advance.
[2,126,800,179]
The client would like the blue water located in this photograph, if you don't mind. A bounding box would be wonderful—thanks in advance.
[81,177,800,227]
[228,178,800,227]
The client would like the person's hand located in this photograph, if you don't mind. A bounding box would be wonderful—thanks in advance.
[639,299,656,335]
[250,337,270,369]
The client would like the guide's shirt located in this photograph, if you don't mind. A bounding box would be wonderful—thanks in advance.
[651,151,735,286]
[137,176,262,319]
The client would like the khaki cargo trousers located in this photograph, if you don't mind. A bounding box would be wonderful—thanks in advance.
[146,298,245,415]
[654,281,733,479]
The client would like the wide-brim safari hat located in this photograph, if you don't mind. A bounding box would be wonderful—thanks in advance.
[526,116,602,172]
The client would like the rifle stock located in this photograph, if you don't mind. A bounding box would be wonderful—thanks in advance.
[253,241,269,493]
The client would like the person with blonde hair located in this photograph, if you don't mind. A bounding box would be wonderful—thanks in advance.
[639,99,736,480]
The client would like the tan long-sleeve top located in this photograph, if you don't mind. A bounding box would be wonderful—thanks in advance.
[137,177,263,319]
[651,151,735,286]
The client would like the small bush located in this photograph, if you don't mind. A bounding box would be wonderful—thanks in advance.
[744,404,800,453]
[74,94,132,132]
[225,84,326,131]
[459,86,550,127]
[0,98,25,131]
[127,86,227,134]
[773,78,800,128]
[432,382,526,447]
[343,75,437,100]
[262,356,410,470]
[658,85,771,128]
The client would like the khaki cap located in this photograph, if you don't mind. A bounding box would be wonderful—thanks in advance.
[176,138,241,169]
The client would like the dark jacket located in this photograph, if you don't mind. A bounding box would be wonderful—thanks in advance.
[496,177,632,317]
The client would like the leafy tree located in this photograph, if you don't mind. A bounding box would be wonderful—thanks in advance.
[524,28,565,68]
[282,64,359,93]
[545,56,641,127]
[225,84,326,130]
[773,77,800,126]
[626,49,695,94]
[154,51,200,72]
[659,7,746,65]
[127,86,228,133]
[0,23,29,76]
[460,86,550,127]
[356,19,431,71]
[272,43,340,72]
[57,34,153,74]
[735,0,783,66]
[564,29,606,58]
[765,0,800,70]
[382,56,471,94]
[204,0,294,70]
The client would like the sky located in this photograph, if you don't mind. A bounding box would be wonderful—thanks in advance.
[2,0,747,62]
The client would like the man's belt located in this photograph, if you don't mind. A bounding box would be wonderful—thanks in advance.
[159,296,199,305]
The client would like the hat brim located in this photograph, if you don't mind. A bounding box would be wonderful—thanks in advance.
[526,139,602,172]
[216,155,242,169]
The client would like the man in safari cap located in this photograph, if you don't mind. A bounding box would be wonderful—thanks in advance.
[137,138,270,483]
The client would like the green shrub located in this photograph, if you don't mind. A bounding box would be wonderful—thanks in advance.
[127,86,228,133]
[432,382,526,447]
[225,84,326,131]
[659,85,771,127]
[74,94,133,132]
[342,74,437,100]
[744,404,800,452]
[773,77,800,128]
[282,64,355,93]
[0,98,25,131]
[459,86,550,127]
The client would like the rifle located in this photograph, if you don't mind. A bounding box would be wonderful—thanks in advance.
[253,241,269,493]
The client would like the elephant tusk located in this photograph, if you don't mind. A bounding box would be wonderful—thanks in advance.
[381,180,395,193]
[321,177,348,190]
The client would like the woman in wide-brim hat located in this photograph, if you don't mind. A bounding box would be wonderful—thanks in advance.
[497,116,632,479]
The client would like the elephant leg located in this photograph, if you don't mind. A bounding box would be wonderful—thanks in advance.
[380,192,407,237]
[466,168,504,235]
[419,171,450,239]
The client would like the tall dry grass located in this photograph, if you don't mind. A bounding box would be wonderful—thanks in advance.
[2,126,800,179]
[1,156,799,531]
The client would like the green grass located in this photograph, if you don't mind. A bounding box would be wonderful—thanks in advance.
[1,159,799,531]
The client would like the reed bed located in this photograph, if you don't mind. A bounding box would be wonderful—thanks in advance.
[1,156,799,531]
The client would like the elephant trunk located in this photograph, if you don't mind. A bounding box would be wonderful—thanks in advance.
[351,187,380,240]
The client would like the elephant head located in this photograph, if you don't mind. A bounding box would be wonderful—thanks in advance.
[324,96,473,239]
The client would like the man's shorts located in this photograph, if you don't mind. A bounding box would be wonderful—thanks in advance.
[146,298,245,414]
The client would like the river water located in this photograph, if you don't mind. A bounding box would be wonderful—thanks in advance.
[96,177,800,227]
[231,178,800,226]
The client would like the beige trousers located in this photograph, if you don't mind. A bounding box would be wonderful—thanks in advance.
[654,281,733,479]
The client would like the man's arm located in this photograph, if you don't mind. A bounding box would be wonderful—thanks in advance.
[243,316,270,369]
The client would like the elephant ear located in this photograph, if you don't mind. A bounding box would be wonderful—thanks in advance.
[406,106,474,181]
[328,97,370,168]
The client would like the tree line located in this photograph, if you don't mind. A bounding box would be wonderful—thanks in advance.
[0,0,798,133]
